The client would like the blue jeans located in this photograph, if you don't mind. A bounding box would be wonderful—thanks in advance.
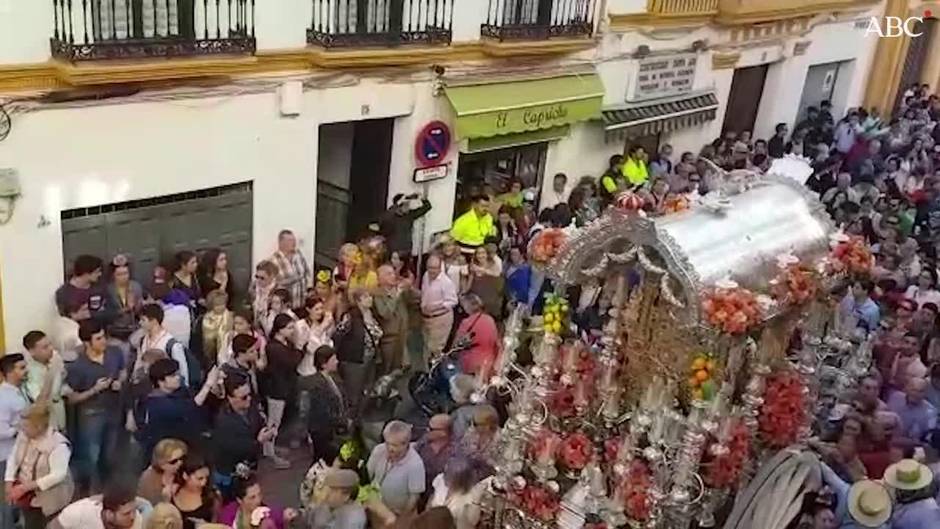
[74,410,120,492]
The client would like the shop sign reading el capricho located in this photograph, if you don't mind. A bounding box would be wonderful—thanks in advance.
[495,104,569,131]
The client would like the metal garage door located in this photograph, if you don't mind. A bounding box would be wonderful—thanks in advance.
[61,183,253,293]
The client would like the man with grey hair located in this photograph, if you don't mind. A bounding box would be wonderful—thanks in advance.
[366,420,426,515]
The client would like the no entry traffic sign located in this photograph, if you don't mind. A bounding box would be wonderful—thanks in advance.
[416,121,451,167]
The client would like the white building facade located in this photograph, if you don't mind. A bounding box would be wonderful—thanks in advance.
[0,0,885,349]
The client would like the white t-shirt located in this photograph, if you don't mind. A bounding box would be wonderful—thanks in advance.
[138,330,190,386]
[55,497,143,529]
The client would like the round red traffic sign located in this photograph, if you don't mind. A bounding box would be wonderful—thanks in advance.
[416,121,452,167]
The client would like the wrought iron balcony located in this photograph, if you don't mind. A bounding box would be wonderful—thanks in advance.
[482,0,598,41]
[308,0,454,48]
[51,0,256,62]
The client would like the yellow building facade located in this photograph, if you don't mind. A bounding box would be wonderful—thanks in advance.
[865,0,940,113]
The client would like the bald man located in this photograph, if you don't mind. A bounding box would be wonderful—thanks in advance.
[887,377,938,442]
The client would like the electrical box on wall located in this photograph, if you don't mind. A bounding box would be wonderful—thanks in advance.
[278,81,303,117]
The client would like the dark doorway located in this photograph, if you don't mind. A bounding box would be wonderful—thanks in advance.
[722,64,769,136]
[895,18,938,110]
[315,119,393,269]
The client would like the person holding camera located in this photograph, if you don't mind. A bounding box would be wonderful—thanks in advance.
[379,193,432,265]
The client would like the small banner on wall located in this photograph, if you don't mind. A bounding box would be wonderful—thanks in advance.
[413,164,449,184]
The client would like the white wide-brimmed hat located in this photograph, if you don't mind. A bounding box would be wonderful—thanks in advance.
[884,459,933,491]
[847,480,892,528]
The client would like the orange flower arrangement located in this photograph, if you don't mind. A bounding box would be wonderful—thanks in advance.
[758,371,807,449]
[663,194,691,214]
[702,285,763,335]
[615,191,645,211]
[829,236,873,275]
[771,264,818,306]
[530,228,566,265]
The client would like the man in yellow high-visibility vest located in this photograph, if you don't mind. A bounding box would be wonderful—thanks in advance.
[622,144,649,187]
[450,194,496,254]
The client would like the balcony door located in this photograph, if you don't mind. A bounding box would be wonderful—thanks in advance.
[90,0,194,41]
[722,64,768,136]
[895,17,938,110]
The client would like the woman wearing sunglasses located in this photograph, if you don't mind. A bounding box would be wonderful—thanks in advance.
[137,438,188,506]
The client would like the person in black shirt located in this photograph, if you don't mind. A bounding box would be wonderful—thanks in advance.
[379,194,432,263]
[263,314,301,469]
[211,373,274,498]
[768,123,788,159]
[138,359,219,462]
[221,334,263,399]
[307,346,349,466]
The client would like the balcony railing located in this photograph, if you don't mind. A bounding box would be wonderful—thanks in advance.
[308,0,453,48]
[482,0,598,41]
[647,0,719,16]
[51,0,256,61]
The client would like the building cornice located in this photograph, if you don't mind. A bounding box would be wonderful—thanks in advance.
[0,38,598,94]
[608,0,879,31]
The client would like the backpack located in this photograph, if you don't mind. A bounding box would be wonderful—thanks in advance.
[165,337,204,389]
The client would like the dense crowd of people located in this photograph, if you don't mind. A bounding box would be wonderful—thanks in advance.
[2,82,940,529]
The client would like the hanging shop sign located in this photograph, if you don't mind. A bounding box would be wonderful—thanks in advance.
[632,53,697,101]
[415,121,452,167]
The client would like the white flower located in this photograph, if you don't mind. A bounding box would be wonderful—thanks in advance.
[755,295,775,312]
[776,251,799,270]
[715,277,739,290]
[829,230,850,248]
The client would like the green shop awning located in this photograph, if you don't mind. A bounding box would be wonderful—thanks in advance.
[445,73,604,140]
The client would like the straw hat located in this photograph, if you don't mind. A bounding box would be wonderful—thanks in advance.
[847,480,892,528]
[884,459,933,491]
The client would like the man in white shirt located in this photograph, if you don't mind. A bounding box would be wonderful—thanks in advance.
[49,482,144,529]
[541,173,570,210]
[22,330,68,431]
[421,255,458,359]
[51,302,86,363]
[137,304,190,387]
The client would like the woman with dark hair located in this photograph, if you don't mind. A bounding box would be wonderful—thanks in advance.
[262,288,296,337]
[171,452,218,529]
[169,251,201,312]
[218,472,297,529]
[263,313,301,470]
[199,248,236,307]
[334,289,382,419]
[306,345,349,464]
[494,206,520,258]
